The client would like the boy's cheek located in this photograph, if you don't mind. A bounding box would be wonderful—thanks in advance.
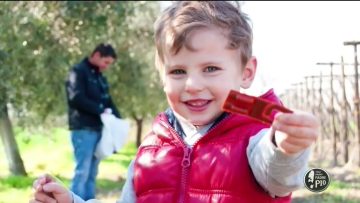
[162,81,173,93]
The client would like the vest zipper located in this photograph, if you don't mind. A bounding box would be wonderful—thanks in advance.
[160,114,232,203]
[159,120,191,203]
[179,146,192,203]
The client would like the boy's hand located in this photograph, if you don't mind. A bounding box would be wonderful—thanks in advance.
[29,174,72,203]
[272,111,320,155]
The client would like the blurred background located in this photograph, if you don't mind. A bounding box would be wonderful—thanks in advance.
[0,1,359,203]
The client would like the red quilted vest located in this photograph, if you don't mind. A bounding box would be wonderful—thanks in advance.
[133,89,291,203]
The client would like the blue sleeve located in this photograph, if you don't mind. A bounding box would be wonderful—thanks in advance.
[117,159,136,203]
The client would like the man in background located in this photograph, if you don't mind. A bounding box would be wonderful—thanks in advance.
[65,43,121,200]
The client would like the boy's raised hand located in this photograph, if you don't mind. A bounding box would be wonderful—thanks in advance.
[272,111,320,155]
[29,173,72,203]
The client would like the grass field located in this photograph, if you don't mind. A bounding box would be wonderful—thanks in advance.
[1,127,360,203]
[0,127,136,203]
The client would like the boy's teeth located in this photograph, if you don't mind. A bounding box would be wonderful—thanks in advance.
[188,101,207,106]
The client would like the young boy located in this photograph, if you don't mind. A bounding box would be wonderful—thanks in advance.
[30,2,319,203]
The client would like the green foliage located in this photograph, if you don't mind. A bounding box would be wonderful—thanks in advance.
[0,175,33,189]
[293,193,360,203]
[0,2,69,116]
[97,178,124,193]
[292,179,360,203]
[328,180,360,190]
[0,1,165,128]
[0,127,137,203]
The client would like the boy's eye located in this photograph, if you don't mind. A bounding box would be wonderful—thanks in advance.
[170,69,186,75]
[205,66,220,72]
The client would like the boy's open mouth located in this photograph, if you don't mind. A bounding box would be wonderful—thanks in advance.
[184,99,211,111]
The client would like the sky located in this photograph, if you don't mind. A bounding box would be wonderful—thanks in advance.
[160,1,360,95]
[242,1,360,95]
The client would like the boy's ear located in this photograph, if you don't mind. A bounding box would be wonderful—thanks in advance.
[92,51,101,59]
[240,56,257,89]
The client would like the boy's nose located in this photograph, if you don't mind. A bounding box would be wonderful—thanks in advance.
[184,75,204,93]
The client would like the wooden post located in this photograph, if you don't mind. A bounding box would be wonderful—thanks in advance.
[311,76,316,114]
[344,41,360,166]
[340,56,349,163]
[318,71,323,156]
[292,83,299,109]
[317,62,338,165]
[305,76,310,110]
[317,61,354,165]
[299,82,304,110]
[330,63,337,165]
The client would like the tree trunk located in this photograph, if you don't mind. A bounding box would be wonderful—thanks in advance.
[0,104,27,176]
[135,118,143,148]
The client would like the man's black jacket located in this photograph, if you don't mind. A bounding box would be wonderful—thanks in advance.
[65,58,121,131]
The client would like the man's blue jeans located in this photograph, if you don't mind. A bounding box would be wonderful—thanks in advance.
[70,130,101,200]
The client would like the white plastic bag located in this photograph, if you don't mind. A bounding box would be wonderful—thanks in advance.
[95,113,130,160]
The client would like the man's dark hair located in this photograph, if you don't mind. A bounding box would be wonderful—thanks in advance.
[91,43,117,59]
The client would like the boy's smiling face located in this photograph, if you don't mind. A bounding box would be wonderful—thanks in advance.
[162,27,256,128]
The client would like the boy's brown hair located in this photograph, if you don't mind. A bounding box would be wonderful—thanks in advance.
[154,1,253,72]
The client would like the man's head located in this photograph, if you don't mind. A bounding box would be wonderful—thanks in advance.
[154,1,253,76]
[89,43,117,71]
[154,2,257,127]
